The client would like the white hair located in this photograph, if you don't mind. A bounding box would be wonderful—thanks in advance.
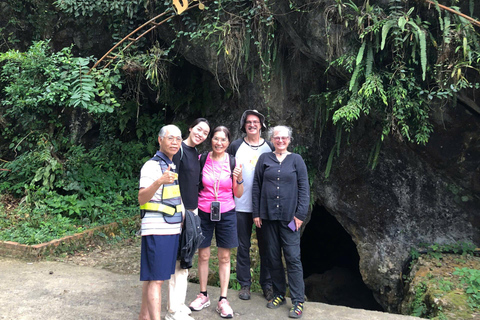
[158,124,181,137]
[268,125,293,140]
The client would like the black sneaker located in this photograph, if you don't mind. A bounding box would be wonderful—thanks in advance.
[266,295,286,309]
[263,286,274,301]
[239,285,251,300]
[289,302,304,318]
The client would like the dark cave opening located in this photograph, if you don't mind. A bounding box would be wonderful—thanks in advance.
[301,204,383,311]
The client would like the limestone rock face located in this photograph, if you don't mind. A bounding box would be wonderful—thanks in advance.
[316,111,480,311]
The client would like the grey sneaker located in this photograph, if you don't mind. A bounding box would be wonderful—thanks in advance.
[266,295,286,309]
[239,285,251,300]
[289,302,304,318]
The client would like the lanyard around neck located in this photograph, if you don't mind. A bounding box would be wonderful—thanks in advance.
[210,154,224,201]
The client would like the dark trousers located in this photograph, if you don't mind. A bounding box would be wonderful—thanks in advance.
[263,219,305,304]
[236,211,271,288]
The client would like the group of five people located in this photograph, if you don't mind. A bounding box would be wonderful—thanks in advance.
[137,110,310,320]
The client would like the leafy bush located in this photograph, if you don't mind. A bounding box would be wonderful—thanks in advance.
[0,140,144,244]
[0,40,123,159]
[0,38,173,245]
[0,208,85,245]
[453,267,480,309]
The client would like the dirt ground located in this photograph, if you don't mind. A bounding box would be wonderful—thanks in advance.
[0,251,422,320]
[50,237,480,319]
[2,222,475,320]
[50,236,143,275]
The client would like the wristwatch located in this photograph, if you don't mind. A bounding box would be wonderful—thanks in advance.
[236,179,244,184]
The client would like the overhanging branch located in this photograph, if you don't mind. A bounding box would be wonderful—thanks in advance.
[425,0,480,28]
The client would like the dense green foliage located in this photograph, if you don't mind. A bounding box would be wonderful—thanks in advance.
[310,0,480,175]
[0,40,156,244]
[320,0,480,143]
[453,267,480,310]
[0,137,147,244]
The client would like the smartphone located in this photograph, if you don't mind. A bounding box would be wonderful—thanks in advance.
[210,201,221,221]
[288,219,297,232]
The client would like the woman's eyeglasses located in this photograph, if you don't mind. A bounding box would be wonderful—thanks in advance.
[273,136,290,141]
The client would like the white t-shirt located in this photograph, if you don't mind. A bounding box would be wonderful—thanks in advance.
[234,141,273,212]
[139,159,182,236]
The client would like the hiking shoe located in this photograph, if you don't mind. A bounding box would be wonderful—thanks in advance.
[266,295,286,309]
[289,302,304,318]
[189,293,210,311]
[239,285,251,300]
[216,298,234,318]
[263,286,274,301]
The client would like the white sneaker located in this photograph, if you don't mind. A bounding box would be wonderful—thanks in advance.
[179,304,192,315]
[165,311,194,320]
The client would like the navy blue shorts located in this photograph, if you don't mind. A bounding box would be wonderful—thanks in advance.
[199,209,238,249]
[140,234,179,281]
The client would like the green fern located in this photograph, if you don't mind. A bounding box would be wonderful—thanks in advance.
[365,44,373,77]
[325,145,335,179]
[350,41,366,91]
[69,58,95,109]
[381,19,396,50]
[325,126,343,179]
[367,139,382,170]
[407,20,427,81]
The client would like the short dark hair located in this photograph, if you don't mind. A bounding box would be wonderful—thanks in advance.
[211,126,231,142]
[189,118,210,130]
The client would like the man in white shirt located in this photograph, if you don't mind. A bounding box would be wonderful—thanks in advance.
[227,110,274,301]
[137,125,187,320]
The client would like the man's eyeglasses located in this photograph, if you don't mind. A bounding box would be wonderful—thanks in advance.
[165,135,182,142]
[273,136,290,141]
[246,121,260,125]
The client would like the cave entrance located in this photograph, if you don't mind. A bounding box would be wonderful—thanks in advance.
[301,204,383,311]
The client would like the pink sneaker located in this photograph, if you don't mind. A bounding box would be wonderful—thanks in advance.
[189,293,210,311]
[216,299,233,318]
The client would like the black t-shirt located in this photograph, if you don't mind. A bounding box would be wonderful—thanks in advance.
[173,142,200,209]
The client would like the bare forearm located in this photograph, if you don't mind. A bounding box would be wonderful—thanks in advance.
[233,182,244,198]
[138,181,162,206]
